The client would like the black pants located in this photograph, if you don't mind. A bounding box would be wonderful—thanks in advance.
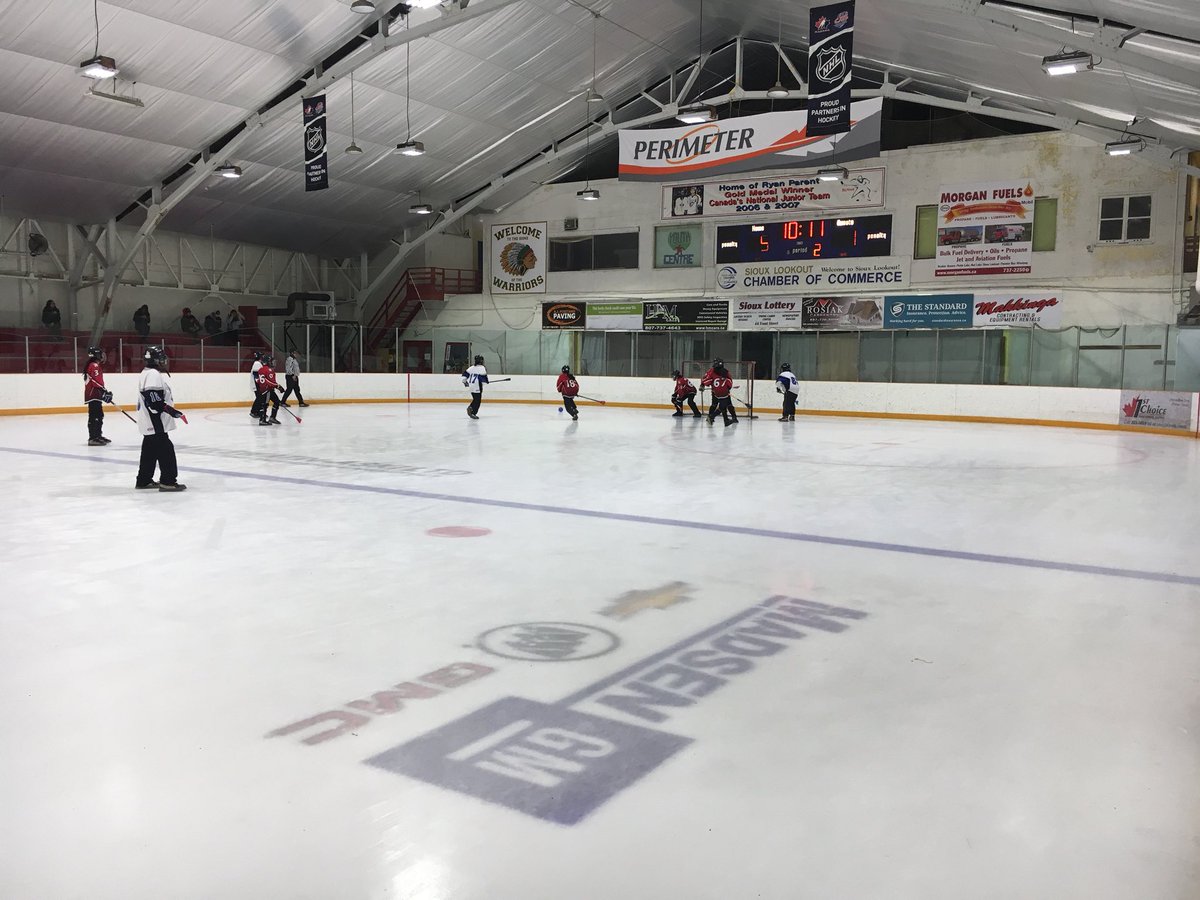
[782,391,797,418]
[87,400,104,439]
[281,374,304,405]
[259,390,280,420]
[711,396,736,424]
[563,395,578,418]
[467,391,482,416]
[137,431,178,486]
[673,392,700,415]
[251,390,265,418]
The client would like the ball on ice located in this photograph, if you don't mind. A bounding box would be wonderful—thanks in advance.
[558,406,564,413]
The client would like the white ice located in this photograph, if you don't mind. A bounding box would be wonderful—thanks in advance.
[0,401,1198,900]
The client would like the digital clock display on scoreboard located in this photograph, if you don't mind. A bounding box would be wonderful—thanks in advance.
[715,215,893,263]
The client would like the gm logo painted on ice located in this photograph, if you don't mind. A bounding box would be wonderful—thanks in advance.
[477,622,620,662]
[366,596,867,825]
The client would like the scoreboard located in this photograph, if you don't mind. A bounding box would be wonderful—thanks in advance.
[716,215,893,263]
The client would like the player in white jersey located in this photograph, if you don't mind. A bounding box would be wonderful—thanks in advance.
[249,351,265,419]
[135,346,187,491]
[462,355,489,419]
[776,362,799,422]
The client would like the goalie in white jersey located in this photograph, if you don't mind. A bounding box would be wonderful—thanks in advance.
[135,346,187,491]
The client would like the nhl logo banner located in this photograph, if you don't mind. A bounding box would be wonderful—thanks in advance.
[303,94,329,192]
[807,1,855,136]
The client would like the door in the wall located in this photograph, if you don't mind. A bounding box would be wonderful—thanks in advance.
[444,341,471,373]
[403,340,433,373]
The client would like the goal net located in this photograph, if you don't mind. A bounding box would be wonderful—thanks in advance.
[681,360,757,417]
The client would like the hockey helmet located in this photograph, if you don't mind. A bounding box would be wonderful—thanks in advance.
[672,370,681,379]
[474,355,484,365]
[87,346,105,361]
[712,357,724,368]
[252,350,263,361]
[780,362,791,372]
[561,365,571,374]
[261,354,274,366]
[143,346,168,370]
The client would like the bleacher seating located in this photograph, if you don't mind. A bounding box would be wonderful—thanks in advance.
[0,327,267,374]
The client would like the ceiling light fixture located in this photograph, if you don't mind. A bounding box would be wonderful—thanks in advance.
[816,165,848,182]
[1041,49,1095,76]
[350,0,376,12]
[396,12,426,158]
[677,105,716,124]
[79,1,118,79]
[85,85,144,108]
[409,0,445,7]
[346,71,363,154]
[215,164,243,178]
[1104,138,1145,156]
[575,12,603,202]
[767,3,789,99]
[409,202,433,214]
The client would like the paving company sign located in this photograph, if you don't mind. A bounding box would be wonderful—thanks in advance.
[936,181,1035,277]
[618,99,883,182]
[1119,391,1193,431]
[661,167,884,219]
[716,257,907,296]
[491,222,547,294]
[542,302,586,329]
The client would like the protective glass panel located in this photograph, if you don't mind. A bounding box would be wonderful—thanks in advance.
[893,331,937,383]
[938,330,984,384]
[634,332,671,377]
[858,331,892,381]
[1029,328,1076,386]
[1076,327,1123,388]
[816,332,859,381]
[605,332,633,376]
[1122,324,1168,390]
[779,333,818,381]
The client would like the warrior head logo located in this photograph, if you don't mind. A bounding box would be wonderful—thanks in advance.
[815,45,848,85]
[500,242,537,276]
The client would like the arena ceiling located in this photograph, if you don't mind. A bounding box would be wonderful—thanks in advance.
[0,0,1197,260]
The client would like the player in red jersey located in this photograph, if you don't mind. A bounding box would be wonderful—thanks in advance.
[255,354,283,426]
[556,365,580,420]
[83,346,112,446]
[707,362,738,427]
[671,370,701,417]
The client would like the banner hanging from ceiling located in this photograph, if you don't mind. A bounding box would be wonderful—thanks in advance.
[617,99,882,181]
[807,0,856,136]
[303,94,329,192]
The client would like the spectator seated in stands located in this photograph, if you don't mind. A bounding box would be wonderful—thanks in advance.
[180,308,203,339]
[133,304,151,338]
[204,311,222,337]
[41,300,62,337]
[223,308,243,345]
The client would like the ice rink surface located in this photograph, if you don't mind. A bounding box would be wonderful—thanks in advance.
[1,399,1198,900]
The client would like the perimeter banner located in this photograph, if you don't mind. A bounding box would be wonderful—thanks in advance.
[618,100,882,181]
[303,94,329,191]
[936,181,1035,276]
[807,1,855,135]
[642,300,729,331]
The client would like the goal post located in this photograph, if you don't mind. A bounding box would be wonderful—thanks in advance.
[681,360,757,418]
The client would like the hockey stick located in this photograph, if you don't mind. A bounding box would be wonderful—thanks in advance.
[88,377,139,423]
[577,394,607,405]
[278,402,303,424]
[488,377,512,383]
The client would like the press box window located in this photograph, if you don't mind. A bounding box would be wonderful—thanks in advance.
[1099,195,1152,243]
[549,232,640,271]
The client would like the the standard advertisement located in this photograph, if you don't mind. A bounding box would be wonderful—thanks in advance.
[883,294,973,329]
[936,181,1035,277]
[491,222,547,294]
[662,167,885,219]
[715,258,907,296]
[730,298,804,329]
[542,301,586,329]
[1119,391,1193,431]
[654,224,702,268]
[618,99,883,182]
[801,296,883,329]
[973,292,1062,328]
[586,302,643,331]
[642,300,729,331]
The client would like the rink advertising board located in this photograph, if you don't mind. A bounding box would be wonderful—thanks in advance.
[661,168,885,219]
[802,296,883,329]
[542,302,586,329]
[935,181,1036,277]
[618,99,883,182]
[730,298,804,329]
[716,258,907,296]
[585,302,643,331]
[642,300,729,331]
[491,222,547,294]
[654,225,703,267]
[973,292,1062,328]
[883,294,973,329]
[1119,391,1193,431]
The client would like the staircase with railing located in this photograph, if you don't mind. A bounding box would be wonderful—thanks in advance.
[365,267,480,351]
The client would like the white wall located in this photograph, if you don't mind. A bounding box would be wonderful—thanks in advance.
[3,373,1196,436]
[415,131,1185,333]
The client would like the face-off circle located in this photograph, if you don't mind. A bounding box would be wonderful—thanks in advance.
[427,526,492,538]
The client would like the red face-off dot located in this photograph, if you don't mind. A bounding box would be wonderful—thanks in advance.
[426,526,492,538]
